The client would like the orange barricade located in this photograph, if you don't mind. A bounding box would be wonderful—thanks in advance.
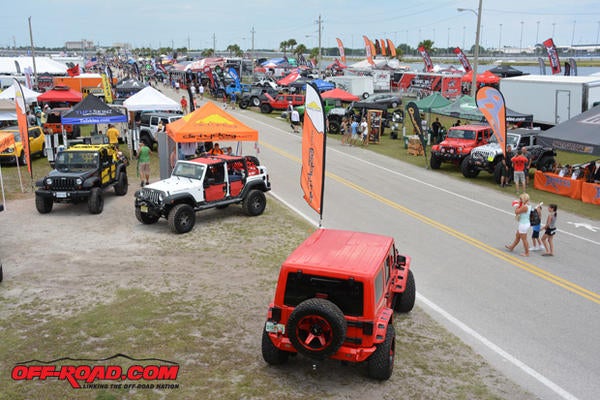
[581,182,600,205]
[533,171,583,200]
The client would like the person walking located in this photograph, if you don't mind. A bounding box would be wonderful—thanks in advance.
[530,202,543,251]
[137,140,151,187]
[340,117,351,145]
[541,204,558,256]
[199,84,205,100]
[180,96,188,113]
[290,108,300,133]
[360,117,369,146]
[500,145,513,188]
[350,118,359,146]
[505,192,532,257]
[511,149,529,194]
[431,117,442,144]
[106,124,120,148]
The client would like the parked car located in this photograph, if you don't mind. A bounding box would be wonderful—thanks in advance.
[0,126,46,165]
[239,86,279,109]
[261,228,415,380]
[259,93,305,114]
[356,93,402,109]
[138,112,183,149]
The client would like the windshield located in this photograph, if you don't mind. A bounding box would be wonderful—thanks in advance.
[172,162,205,180]
[488,134,519,147]
[55,151,99,171]
[447,129,475,140]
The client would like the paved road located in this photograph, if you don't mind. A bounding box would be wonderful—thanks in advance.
[164,89,600,400]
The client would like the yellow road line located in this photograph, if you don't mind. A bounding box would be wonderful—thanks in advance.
[261,140,600,305]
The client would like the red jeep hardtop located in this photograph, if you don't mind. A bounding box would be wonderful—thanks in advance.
[262,229,415,380]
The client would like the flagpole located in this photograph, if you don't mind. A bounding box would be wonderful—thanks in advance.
[28,17,38,89]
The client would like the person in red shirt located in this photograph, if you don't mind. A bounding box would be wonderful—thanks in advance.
[180,96,188,113]
[511,149,529,194]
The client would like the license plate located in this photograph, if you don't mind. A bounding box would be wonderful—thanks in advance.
[140,205,148,213]
[56,192,67,199]
[265,321,285,334]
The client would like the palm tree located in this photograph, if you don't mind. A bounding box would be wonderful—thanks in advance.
[279,41,289,56]
[201,48,215,57]
[226,44,243,57]
[287,38,297,53]
[294,44,307,57]
[418,39,435,53]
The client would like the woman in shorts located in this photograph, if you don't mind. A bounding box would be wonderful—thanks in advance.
[541,204,558,256]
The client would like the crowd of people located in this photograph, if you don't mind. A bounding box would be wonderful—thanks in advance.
[505,193,558,257]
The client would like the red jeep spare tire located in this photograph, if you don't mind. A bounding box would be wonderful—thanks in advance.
[286,298,347,359]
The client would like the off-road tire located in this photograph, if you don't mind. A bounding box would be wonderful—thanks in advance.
[0,264,3,282]
[242,190,266,216]
[18,151,26,166]
[286,298,347,359]
[135,207,160,224]
[367,323,395,380]
[239,100,249,109]
[261,326,290,365]
[537,155,555,172]
[252,96,261,107]
[328,120,340,134]
[168,203,195,234]
[260,103,272,114]
[394,270,416,313]
[88,187,104,214]
[391,101,399,108]
[35,194,53,214]
[114,172,128,196]
[430,155,442,169]
[461,156,480,178]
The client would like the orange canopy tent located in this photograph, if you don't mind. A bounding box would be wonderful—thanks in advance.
[165,101,258,143]
[321,88,360,102]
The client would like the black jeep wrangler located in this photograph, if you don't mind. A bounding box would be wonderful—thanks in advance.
[35,143,128,214]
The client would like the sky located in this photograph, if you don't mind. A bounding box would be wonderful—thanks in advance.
[4,0,600,52]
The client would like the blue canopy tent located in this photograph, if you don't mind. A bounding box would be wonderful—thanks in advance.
[61,94,128,125]
[311,79,335,93]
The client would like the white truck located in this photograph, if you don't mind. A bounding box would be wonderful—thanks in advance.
[499,75,600,126]
[326,75,374,99]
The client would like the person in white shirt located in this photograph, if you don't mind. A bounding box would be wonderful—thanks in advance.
[360,118,369,146]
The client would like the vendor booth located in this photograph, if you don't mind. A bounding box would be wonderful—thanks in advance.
[0,131,15,208]
[161,102,258,179]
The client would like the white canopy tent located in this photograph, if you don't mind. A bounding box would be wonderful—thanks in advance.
[123,86,181,111]
[0,83,41,104]
[0,99,17,120]
[0,56,68,75]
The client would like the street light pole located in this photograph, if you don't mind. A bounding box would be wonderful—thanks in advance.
[458,0,482,97]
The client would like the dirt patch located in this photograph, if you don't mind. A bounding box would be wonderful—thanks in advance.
[0,175,536,399]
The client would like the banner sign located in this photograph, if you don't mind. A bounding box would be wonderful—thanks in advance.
[418,46,434,72]
[476,86,507,157]
[453,47,472,73]
[543,38,561,75]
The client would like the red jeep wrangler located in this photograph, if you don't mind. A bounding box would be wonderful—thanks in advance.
[429,124,492,171]
[259,93,305,114]
[261,229,416,380]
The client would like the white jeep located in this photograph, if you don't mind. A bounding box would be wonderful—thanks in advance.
[134,155,270,233]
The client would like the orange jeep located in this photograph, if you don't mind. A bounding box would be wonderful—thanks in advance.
[262,228,415,380]
[429,124,492,170]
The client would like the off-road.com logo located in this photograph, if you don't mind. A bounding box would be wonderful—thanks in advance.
[12,354,179,389]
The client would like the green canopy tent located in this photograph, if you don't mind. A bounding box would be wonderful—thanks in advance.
[412,92,451,113]
[432,95,533,125]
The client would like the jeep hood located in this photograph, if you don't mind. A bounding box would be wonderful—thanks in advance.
[144,176,200,194]
[472,143,501,153]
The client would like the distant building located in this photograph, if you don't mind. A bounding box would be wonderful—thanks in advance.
[65,40,95,51]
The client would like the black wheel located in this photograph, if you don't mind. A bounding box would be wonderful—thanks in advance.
[260,103,272,113]
[394,270,416,313]
[328,120,340,134]
[391,101,399,108]
[367,323,395,380]
[114,172,128,196]
[261,325,290,365]
[251,96,261,107]
[430,155,442,170]
[239,100,249,109]
[0,264,3,282]
[140,131,153,148]
[168,203,195,234]
[242,190,266,216]
[538,155,555,172]
[461,156,480,178]
[286,298,347,359]
[18,151,26,166]
[35,194,53,214]
[135,207,160,224]
[362,92,369,99]
[493,162,504,184]
[88,187,104,214]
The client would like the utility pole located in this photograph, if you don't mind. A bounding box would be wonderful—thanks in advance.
[28,17,38,88]
[251,26,255,60]
[317,14,323,70]
[212,33,216,55]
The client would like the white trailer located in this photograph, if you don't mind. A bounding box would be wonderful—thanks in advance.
[326,75,374,99]
[499,75,600,126]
